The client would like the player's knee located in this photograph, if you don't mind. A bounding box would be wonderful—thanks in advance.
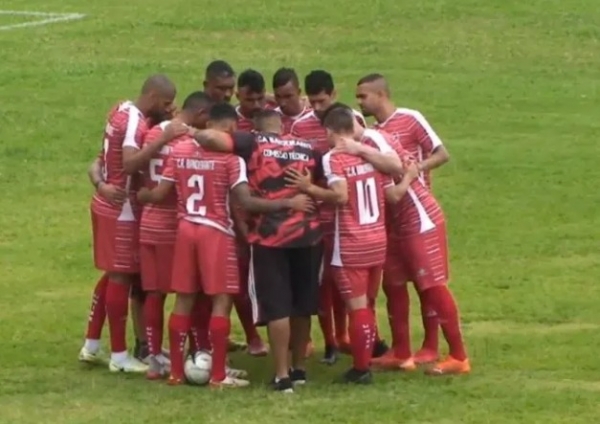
[173,293,196,314]
[107,272,131,284]
[212,294,233,316]
[347,294,368,311]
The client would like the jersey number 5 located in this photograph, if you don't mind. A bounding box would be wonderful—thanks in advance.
[356,177,379,225]
[186,175,207,216]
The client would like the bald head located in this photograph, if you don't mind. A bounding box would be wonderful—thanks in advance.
[139,74,177,123]
[355,73,391,118]
[141,74,176,97]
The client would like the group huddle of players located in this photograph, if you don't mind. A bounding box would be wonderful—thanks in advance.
[78,60,470,392]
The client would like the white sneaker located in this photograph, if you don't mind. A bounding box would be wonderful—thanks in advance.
[209,376,250,388]
[226,366,248,379]
[109,355,149,373]
[146,354,171,379]
[78,346,106,365]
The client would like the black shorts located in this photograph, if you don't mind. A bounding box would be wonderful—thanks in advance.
[249,242,323,325]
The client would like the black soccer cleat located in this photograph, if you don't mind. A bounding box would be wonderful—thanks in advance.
[372,340,389,358]
[320,345,339,365]
[336,368,373,385]
[134,339,150,364]
[289,368,307,385]
[270,376,294,394]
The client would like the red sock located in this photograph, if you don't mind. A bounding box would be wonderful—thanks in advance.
[383,284,411,359]
[349,308,374,371]
[143,292,165,356]
[85,274,108,339]
[189,295,212,352]
[168,313,191,380]
[424,286,467,361]
[317,279,336,346]
[105,279,130,353]
[417,289,439,352]
[332,287,348,341]
[368,298,383,344]
[209,316,231,382]
[234,296,260,344]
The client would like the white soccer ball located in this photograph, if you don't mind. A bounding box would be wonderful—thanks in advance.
[184,351,212,385]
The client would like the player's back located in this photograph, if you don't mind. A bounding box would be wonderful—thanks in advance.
[170,139,243,236]
[323,151,389,268]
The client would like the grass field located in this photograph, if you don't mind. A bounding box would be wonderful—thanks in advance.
[1,0,600,423]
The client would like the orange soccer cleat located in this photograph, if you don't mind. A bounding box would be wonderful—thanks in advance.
[414,348,439,365]
[425,356,471,376]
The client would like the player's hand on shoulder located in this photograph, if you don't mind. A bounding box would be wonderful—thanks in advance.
[163,119,188,141]
[336,137,363,155]
[284,168,312,192]
[98,183,126,205]
[137,187,151,204]
[287,194,315,213]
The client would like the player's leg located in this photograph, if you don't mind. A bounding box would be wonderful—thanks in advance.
[410,223,469,375]
[332,286,350,352]
[332,266,375,385]
[371,239,416,371]
[250,244,294,393]
[317,235,338,363]
[79,272,109,364]
[288,243,322,383]
[414,288,440,364]
[200,228,249,388]
[130,275,149,362]
[189,293,212,354]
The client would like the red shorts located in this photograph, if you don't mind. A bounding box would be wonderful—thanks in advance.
[171,220,239,295]
[140,243,174,292]
[91,211,139,274]
[332,265,382,301]
[236,240,250,296]
[383,222,449,292]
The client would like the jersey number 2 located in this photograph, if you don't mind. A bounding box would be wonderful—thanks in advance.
[356,177,379,225]
[186,175,207,216]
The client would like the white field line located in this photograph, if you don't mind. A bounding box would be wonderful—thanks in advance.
[0,10,85,31]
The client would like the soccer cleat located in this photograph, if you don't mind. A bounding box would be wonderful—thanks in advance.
[425,356,471,376]
[108,355,149,373]
[304,340,315,358]
[247,338,268,357]
[414,348,439,365]
[167,375,185,386]
[372,340,390,358]
[146,354,171,380]
[289,368,307,386]
[336,368,373,385]
[226,365,248,379]
[270,377,294,394]
[78,346,107,365]
[370,352,416,372]
[227,339,247,353]
[209,376,250,389]
[320,345,340,365]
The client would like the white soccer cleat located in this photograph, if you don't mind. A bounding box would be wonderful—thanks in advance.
[78,346,106,365]
[146,354,171,380]
[109,355,149,373]
[209,376,250,388]
[226,366,248,379]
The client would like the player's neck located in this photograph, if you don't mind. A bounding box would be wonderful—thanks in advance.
[374,102,397,124]
[134,97,151,116]
[284,102,304,117]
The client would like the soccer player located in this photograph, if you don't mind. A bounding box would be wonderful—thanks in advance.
[272,68,311,134]
[139,91,214,379]
[86,74,186,372]
[355,73,451,366]
[235,69,267,131]
[285,106,416,384]
[190,109,323,393]
[203,60,236,103]
[290,70,373,364]
[139,106,313,388]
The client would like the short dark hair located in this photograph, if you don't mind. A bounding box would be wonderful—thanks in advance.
[304,70,334,95]
[319,102,352,125]
[357,73,385,85]
[253,109,281,130]
[322,106,355,133]
[237,69,265,93]
[205,60,235,79]
[272,67,299,89]
[208,102,238,121]
[182,91,213,111]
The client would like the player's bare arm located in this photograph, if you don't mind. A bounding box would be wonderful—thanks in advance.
[418,145,450,172]
[385,162,420,204]
[285,168,348,205]
[137,180,174,204]
[232,182,314,213]
[88,157,126,204]
[189,129,235,152]
[337,137,402,175]
[122,120,188,174]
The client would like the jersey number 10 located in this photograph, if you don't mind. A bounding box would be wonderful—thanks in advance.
[356,177,380,225]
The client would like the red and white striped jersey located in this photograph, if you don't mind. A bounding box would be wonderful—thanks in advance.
[91,101,147,221]
[273,105,312,134]
[373,108,443,189]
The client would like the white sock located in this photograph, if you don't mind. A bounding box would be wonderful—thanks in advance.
[111,351,128,363]
[84,339,100,353]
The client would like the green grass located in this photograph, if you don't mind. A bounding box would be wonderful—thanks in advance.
[1,0,599,423]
